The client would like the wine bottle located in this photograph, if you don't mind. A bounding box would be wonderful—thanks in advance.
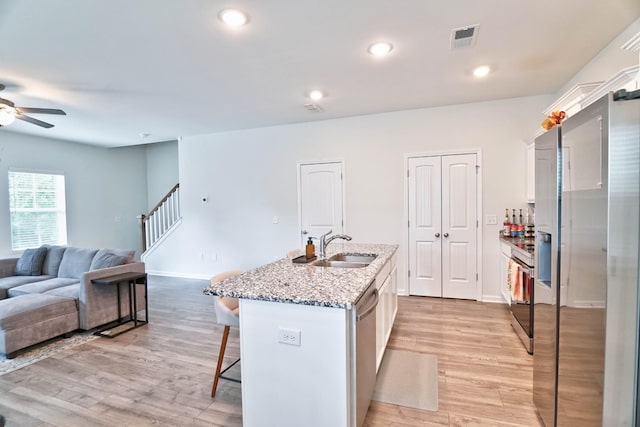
[503,209,510,237]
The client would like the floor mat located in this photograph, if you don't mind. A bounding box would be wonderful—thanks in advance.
[372,349,438,412]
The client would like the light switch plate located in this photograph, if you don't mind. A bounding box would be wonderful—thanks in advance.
[486,214,497,225]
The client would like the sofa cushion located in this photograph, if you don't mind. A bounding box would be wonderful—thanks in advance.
[57,248,98,279]
[92,248,135,266]
[0,293,77,331]
[90,252,128,270]
[14,247,48,276]
[8,278,79,297]
[0,275,53,300]
[44,283,80,301]
[41,245,68,276]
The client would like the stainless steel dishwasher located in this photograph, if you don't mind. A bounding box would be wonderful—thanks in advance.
[352,279,379,427]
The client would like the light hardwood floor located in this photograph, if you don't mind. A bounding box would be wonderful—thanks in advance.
[0,276,541,426]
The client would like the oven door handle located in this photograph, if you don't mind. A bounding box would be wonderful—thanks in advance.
[511,256,533,274]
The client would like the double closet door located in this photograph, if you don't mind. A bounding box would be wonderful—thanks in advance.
[408,154,478,299]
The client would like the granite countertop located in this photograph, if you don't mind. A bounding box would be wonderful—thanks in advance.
[203,243,398,309]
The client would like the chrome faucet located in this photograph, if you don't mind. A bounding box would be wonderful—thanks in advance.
[319,229,352,258]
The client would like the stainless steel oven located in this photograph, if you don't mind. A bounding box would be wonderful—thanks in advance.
[508,244,534,354]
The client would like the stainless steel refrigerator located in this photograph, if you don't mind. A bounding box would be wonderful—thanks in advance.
[533,91,640,426]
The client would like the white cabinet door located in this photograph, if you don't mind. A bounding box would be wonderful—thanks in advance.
[298,162,344,247]
[500,251,511,306]
[389,265,398,325]
[527,144,535,203]
[375,273,390,372]
[375,256,399,373]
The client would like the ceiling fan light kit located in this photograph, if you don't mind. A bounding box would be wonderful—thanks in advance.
[0,84,66,129]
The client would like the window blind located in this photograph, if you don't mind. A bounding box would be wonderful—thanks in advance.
[8,171,67,251]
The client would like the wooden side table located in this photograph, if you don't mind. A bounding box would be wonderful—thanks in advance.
[92,271,148,338]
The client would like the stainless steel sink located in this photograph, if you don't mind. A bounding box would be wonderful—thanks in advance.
[328,253,377,264]
[312,253,377,268]
[312,260,369,268]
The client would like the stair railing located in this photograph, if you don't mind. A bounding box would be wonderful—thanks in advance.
[140,183,180,252]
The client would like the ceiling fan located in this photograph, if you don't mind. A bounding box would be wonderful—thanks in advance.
[0,84,66,129]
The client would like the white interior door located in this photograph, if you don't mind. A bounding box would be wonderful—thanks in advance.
[408,156,442,296]
[441,154,477,299]
[299,162,344,247]
[408,153,478,299]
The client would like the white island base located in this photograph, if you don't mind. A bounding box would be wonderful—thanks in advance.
[239,299,354,427]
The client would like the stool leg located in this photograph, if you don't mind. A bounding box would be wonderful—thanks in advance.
[211,325,230,398]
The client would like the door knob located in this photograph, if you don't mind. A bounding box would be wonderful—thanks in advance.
[443,232,449,238]
[435,233,440,238]
[301,230,308,235]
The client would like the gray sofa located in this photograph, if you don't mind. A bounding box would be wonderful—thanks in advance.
[0,245,145,357]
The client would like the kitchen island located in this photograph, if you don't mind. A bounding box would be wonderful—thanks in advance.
[204,243,398,427]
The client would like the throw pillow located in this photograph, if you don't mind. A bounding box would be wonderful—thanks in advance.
[41,245,67,276]
[14,247,48,276]
[92,248,135,265]
[57,247,99,279]
[89,253,128,270]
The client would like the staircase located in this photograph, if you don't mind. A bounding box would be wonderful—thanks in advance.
[140,183,181,253]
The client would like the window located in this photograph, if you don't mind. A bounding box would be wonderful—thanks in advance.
[8,170,67,251]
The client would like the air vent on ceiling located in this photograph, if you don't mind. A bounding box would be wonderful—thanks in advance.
[450,24,479,50]
[304,103,324,112]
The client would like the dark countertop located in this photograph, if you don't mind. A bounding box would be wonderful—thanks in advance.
[499,234,535,266]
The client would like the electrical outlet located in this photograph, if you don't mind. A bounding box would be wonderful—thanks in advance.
[272,216,279,224]
[278,327,301,346]
[486,214,497,225]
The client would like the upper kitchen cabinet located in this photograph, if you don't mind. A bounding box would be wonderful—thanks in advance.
[527,143,535,203]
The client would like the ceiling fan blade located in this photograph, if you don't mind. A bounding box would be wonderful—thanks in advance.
[16,107,66,115]
[15,113,55,128]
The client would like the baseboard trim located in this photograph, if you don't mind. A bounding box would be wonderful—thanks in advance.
[481,295,504,304]
[146,270,211,280]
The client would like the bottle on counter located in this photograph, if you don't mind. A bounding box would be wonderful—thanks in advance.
[503,209,511,237]
[519,209,523,225]
[509,209,518,237]
[305,237,315,259]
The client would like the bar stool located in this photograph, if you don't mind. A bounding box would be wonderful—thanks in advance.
[211,269,242,398]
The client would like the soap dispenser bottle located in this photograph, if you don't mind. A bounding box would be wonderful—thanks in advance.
[305,237,315,259]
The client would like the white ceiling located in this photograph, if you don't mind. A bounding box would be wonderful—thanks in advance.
[1,0,639,148]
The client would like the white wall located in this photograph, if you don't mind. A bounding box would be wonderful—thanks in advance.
[145,94,552,300]
[145,139,178,210]
[0,130,148,258]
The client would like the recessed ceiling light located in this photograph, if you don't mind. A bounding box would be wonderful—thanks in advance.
[473,65,491,78]
[309,90,323,101]
[368,41,393,56]
[219,9,248,27]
